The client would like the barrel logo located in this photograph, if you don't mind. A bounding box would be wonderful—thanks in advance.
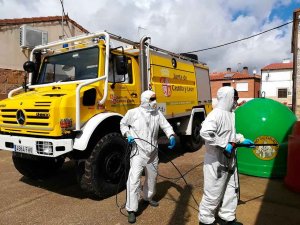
[253,136,279,160]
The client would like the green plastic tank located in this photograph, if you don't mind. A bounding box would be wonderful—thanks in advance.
[235,98,297,178]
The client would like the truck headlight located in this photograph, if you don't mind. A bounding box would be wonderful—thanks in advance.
[36,141,53,155]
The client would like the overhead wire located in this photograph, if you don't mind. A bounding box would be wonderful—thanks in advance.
[184,20,293,53]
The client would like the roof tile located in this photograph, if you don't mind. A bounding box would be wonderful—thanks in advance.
[210,71,261,81]
[261,62,293,70]
[0,15,88,33]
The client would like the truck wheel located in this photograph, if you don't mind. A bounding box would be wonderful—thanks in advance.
[80,132,129,198]
[180,117,203,152]
[12,153,65,179]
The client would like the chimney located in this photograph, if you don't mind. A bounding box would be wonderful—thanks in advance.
[226,67,231,72]
[242,66,248,74]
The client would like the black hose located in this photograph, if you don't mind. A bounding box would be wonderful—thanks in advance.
[115,136,203,216]
[157,162,203,181]
[115,142,131,215]
[130,137,200,207]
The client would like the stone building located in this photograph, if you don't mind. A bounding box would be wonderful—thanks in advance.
[0,15,88,99]
[292,9,300,119]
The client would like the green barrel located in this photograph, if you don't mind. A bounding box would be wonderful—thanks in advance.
[235,98,297,178]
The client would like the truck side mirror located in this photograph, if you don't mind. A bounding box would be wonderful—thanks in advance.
[115,55,128,75]
[23,61,35,73]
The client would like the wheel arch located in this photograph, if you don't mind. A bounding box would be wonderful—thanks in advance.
[73,112,123,151]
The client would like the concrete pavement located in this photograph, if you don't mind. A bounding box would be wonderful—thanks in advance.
[0,144,300,225]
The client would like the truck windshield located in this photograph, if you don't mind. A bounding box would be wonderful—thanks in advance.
[37,47,99,84]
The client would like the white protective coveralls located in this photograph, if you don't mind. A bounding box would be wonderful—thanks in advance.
[120,90,175,212]
[198,86,244,224]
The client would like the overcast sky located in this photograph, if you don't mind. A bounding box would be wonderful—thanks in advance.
[0,0,299,73]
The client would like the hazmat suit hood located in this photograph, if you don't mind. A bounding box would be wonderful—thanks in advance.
[140,90,157,112]
[215,86,235,112]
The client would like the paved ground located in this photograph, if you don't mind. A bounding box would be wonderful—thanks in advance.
[0,142,300,225]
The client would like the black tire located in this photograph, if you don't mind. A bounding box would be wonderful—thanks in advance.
[79,132,129,198]
[180,116,203,152]
[12,153,65,179]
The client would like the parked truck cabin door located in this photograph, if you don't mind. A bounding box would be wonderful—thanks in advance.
[106,52,141,115]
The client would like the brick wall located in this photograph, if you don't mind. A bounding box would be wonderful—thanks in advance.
[254,79,261,97]
[210,78,259,98]
[0,68,24,100]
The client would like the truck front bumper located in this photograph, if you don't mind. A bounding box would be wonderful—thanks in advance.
[0,134,73,157]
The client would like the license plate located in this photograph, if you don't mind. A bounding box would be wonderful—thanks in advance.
[14,145,33,154]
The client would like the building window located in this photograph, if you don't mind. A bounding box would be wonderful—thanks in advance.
[278,88,287,98]
[236,82,248,91]
[222,83,231,86]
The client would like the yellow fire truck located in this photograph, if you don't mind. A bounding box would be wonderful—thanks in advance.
[0,31,212,197]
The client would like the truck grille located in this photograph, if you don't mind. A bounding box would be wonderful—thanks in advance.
[0,102,51,128]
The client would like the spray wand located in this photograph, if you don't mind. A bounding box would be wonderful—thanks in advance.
[236,143,278,147]
[223,143,278,158]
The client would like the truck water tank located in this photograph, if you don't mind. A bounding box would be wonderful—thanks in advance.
[235,98,297,178]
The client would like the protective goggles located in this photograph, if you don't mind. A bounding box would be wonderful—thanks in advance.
[149,97,156,101]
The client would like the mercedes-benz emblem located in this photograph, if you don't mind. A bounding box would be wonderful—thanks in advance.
[16,109,25,125]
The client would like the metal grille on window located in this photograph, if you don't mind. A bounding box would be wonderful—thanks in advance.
[278,88,287,98]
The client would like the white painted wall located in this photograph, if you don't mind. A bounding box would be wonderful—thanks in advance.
[261,69,293,106]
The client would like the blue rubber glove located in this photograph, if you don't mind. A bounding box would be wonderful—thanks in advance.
[168,136,176,149]
[127,135,135,144]
[223,143,234,158]
[241,139,255,148]
[225,143,233,154]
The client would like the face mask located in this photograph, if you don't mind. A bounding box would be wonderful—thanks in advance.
[148,100,157,111]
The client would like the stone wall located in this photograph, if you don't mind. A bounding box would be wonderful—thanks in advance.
[294,13,300,120]
[0,68,24,100]
[292,10,300,120]
[296,47,300,119]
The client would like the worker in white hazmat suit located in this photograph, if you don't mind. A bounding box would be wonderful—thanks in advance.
[198,86,254,225]
[120,90,176,224]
